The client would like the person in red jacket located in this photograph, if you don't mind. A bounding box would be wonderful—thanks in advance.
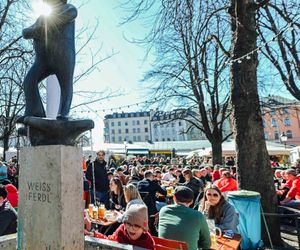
[281,175,300,208]
[94,204,154,249]
[212,165,221,182]
[5,184,18,208]
[216,171,238,192]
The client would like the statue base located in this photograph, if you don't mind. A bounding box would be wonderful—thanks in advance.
[18,117,94,146]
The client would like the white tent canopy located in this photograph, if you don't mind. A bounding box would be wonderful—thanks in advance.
[187,140,291,158]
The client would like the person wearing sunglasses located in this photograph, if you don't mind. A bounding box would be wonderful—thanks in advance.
[94,204,154,249]
[199,185,239,233]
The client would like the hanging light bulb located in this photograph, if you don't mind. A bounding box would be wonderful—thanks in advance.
[246,55,251,60]
[238,60,242,63]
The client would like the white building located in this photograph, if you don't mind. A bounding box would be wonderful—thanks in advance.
[104,112,151,143]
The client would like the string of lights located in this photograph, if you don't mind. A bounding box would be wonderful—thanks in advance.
[72,18,299,115]
[226,18,298,65]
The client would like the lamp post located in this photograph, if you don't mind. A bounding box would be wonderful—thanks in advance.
[123,140,128,160]
[15,123,22,165]
[280,132,288,149]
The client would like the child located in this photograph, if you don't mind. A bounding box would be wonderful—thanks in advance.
[94,204,154,249]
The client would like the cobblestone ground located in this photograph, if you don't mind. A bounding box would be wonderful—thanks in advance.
[264,224,299,250]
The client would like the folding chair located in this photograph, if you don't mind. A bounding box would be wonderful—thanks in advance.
[153,236,188,250]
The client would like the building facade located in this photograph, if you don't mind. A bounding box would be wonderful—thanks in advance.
[104,112,151,143]
[261,96,300,146]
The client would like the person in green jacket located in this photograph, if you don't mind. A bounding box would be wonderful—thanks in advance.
[158,186,211,250]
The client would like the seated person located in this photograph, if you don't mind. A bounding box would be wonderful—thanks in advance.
[180,168,203,207]
[0,184,17,236]
[215,171,238,192]
[109,177,126,211]
[158,186,211,250]
[5,183,18,208]
[280,172,300,208]
[94,204,154,249]
[199,185,239,233]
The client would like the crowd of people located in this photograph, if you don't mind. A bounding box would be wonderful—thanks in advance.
[82,151,240,249]
[1,151,300,249]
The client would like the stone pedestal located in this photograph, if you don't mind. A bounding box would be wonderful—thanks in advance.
[18,145,84,250]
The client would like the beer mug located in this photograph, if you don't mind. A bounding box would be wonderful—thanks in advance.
[88,204,94,218]
[206,219,222,248]
[166,186,173,196]
[98,204,106,220]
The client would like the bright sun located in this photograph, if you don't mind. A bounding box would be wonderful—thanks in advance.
[32,0,52,18]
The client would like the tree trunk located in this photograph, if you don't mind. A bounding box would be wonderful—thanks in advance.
[3,133,9,161]
[229,0,282,246]
[211,137,223,165]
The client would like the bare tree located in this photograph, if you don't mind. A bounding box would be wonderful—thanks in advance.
[257,0,300,100]
[122,0,232,164]
[229,0,281,245]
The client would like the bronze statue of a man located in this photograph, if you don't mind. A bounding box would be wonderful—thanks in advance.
[22,0,77,120]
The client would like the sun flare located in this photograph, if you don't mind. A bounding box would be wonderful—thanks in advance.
[32,0,52,18]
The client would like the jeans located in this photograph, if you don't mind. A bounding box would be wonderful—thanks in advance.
[284,199,300,208]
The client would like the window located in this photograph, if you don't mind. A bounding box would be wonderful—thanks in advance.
[283,107,289,114]
[125,129,129,133]
[118,129,122,134]
[264,133,269,140]
[167,138,171,141]
[137,135,141,141]
[125,121,128,126]
[132,120,136,126]
[118,121,121,126]
[111,129,115,134]
[145,128,148,132]
[118,136,122,142]
[284,118,291,126]
[287,130,293,139]
[145,135,149,141]
[144,120,148,125]
[111,122,114,127]
[262,119,266,128]
[162,138,165,141]
[112,136,115,142]
[133,128,136,133]
[270,109,276,116]
[274,131,279,140]
[137,128,141,133]
[271,118,277,127]
[178,121,182,126]
[171,122,174,127]
[137,120,140,125]
[133,136,136,141]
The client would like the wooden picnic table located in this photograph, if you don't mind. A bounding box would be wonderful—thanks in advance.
[211,234,242,250]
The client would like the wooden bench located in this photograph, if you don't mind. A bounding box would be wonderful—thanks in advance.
[152,236,188,250]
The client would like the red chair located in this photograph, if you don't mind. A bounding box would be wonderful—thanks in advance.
[153,236,188,250]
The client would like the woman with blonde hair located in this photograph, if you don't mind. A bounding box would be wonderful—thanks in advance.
[124,183,144,210]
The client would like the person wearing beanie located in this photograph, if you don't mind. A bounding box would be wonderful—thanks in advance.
[158,186,211,250]
[94,204,154,249]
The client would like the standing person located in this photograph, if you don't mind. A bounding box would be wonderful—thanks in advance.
[158,186,211,250]
[0,184,17,236]
[137,171,167,235]
[86,150,109,206]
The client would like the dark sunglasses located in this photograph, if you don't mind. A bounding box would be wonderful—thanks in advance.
[207,193,219,197]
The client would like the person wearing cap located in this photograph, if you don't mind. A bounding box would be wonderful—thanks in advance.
[94,204,154,249]
[280,170,300,207]
[158,186,211,250]
[0,184,17,236]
